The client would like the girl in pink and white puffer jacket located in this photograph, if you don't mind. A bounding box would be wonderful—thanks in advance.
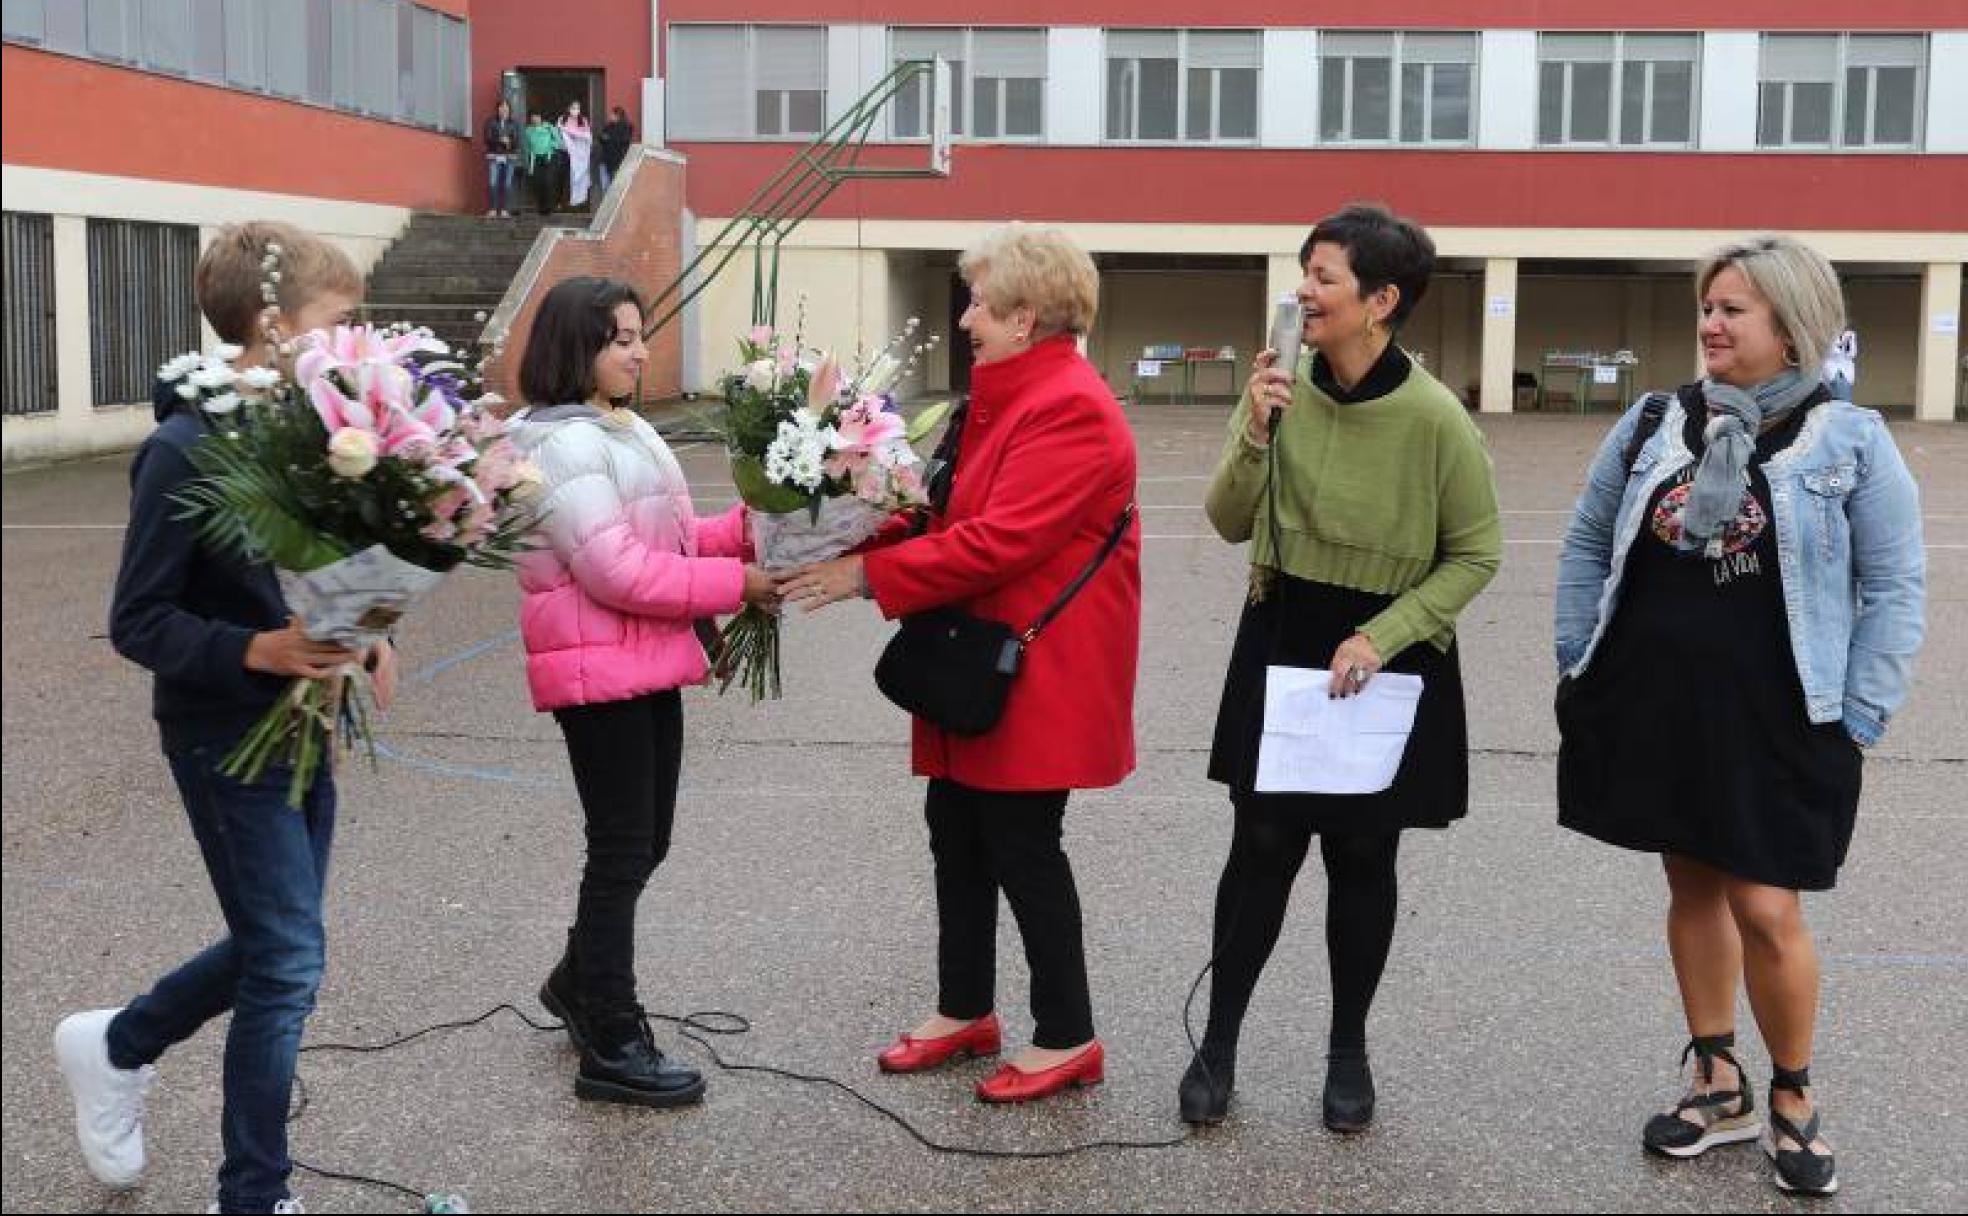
[507,277,775,1105]
[510,401,751,711]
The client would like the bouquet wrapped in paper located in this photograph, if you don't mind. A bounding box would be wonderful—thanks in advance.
[713,319,950,699]
[168,322,538,805]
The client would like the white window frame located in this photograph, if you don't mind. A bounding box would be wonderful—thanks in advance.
[1538,32,1698,149]
[1105,28,1259,145]
[0,0,468,135]
[889,26,1046,143]
[1616,35,1698,146]
[1322,31,1478,146]
[669,23,827,141]
[1758,33,1926,150]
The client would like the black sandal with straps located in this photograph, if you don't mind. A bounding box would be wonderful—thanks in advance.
[1642,1033,1762,1158]
[1765,1065,1839,1196]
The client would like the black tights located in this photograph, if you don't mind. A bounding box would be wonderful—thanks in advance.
[1201,802,1401,1058]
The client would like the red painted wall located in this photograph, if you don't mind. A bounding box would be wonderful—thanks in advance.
[658,1,1964,34]
[672,143,1968,233]
[1,45,476,211]
[469,0,651,132]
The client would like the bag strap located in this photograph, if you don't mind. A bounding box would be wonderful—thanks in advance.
[1020,502,1136,646]
[1620,390,1675,470]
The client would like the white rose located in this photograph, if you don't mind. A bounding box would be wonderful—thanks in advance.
[326,427,380,478]
[743,359,776,392]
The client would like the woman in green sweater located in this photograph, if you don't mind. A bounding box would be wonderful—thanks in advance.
[1180,204,1502,1131]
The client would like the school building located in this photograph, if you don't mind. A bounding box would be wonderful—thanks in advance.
[5,1,1965,463]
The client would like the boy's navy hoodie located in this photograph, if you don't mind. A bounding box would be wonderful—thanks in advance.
[108,382,289,752]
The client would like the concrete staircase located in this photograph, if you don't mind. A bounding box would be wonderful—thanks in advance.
[361,212,574,354]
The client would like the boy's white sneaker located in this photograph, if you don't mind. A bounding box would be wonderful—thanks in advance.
[53,1008,153,1189]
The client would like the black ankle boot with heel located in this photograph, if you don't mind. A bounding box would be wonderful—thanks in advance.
[1322,1051,1375,1133]
[1178,1042,1237,1125]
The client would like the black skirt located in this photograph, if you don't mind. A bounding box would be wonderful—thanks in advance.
[1208,572,1469,833]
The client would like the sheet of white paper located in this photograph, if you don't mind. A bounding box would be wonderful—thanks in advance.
[1254,666,1424,795]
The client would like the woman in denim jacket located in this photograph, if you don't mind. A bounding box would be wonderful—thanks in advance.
[1553,235,1925,1198]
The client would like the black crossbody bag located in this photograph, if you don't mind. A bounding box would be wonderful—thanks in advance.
[873,401,1135,735]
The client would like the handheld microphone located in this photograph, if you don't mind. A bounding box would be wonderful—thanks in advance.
[1265,294,1304,437]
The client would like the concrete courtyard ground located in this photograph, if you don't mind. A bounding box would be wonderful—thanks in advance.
[3,407,1963,1213]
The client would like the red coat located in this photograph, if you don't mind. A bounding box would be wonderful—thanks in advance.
[865,335,1141,792]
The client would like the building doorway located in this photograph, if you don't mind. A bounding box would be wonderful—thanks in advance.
[947,270,974,393]
[505,68,604,211]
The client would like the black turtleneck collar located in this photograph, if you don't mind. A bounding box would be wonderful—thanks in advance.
[1308,342,1412,404]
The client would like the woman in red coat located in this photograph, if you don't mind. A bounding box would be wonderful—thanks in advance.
[779,223,1140,1104]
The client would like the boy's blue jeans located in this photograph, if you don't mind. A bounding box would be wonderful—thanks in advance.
[105,744,336,1214]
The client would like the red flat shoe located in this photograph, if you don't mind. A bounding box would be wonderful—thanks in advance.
[975,1040,1105,1104]
[876,1013,1002,1074]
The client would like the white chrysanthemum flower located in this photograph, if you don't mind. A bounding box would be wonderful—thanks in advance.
[238,366,282,392]
[157,353,203,382]
[789,451,824,491]
[188,362,238,390]
[176,382,200,400]
[201,392,242,415]
[211,343,244,361]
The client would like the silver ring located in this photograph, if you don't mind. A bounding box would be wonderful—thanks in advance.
[1347,666,1367,685]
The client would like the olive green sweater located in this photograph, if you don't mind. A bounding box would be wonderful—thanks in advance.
[1204,356,1502,660]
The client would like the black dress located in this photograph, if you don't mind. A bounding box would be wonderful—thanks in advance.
[1206,344,1470,833]
[1557,408,1863,890]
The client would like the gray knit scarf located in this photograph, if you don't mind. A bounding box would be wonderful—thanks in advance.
[1684,369,1819,557]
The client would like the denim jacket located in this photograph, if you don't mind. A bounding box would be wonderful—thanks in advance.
[1554,392,1925,746]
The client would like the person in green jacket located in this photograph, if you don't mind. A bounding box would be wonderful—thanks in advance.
[522,112,563,216]
[1178,203,1502,1133]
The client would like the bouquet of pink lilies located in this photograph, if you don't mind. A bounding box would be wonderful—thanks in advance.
[168,320,537,804]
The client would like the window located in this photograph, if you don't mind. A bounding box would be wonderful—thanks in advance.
[1107,29,1258,143]
[1184,31,1259,141]
[1,0,470,135]
[892,28,964,137]
[85,219,201,407]
[188,0,224,82]
[1539,32,1697,147]
[755,26,826,137]
[1760,34,1924,148]
[2,0,47,42]
[669,24,826,140]
[1322,31,1475,144]
[2,211,60,417]
[141,0,191,75]
[1617,34,1696,145]
[891,27,1045,141]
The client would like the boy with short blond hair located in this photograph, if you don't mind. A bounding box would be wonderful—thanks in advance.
[56,220,391,1215]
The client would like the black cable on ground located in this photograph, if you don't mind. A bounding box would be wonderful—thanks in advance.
[282,993,1205,1209]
